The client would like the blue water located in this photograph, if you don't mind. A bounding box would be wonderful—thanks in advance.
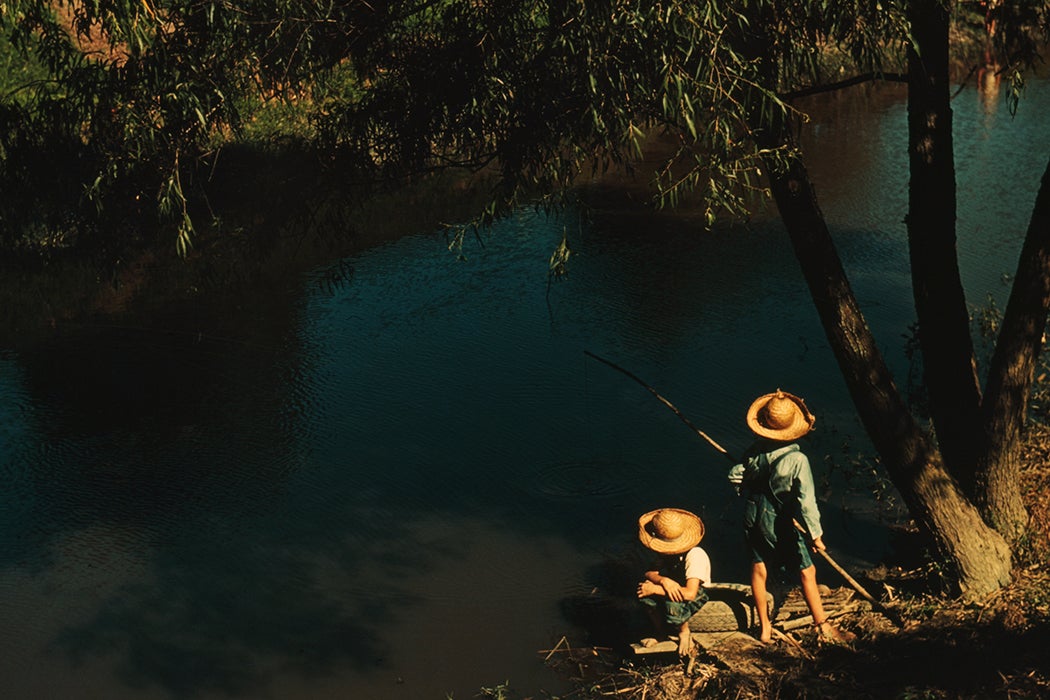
[0,74,1047,699]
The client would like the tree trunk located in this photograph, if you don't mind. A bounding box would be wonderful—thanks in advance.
[735,0,1012,597]
[906,0,985,494]
[978,158,1050,540]
[759,133,1012,599]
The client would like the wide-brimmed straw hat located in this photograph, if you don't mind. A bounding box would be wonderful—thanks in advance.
[638,508,705,555]
[746,389,815,441]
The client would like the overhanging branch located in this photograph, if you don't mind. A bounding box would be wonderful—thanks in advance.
[784,72,908,100]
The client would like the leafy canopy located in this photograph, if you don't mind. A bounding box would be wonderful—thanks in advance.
[7,1,1043,253]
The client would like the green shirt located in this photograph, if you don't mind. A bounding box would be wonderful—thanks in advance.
[728,442,823,540]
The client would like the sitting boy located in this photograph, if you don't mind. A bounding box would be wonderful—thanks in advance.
[636,507,711,656]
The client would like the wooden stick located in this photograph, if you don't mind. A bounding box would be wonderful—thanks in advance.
[817,546,879,605]
[778,604,860,631]
[771,627,813,659]
[793,521,904,627]
[542,636,567,660]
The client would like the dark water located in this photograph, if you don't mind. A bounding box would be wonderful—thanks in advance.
[1,75,1048,699]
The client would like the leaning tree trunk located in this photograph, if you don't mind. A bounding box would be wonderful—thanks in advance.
[758,130,1012,599]
[978,158,1050,540]
[906,0,985,495]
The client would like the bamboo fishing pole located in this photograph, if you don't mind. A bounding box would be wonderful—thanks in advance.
[583,350,732,458]
[584,349,902,624]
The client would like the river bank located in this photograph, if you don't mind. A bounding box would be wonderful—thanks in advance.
[543,425,1050,700]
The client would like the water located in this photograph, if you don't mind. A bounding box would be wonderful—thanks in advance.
[0,76,1048,699]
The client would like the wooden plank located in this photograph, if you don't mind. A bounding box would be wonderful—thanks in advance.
[777,603,862,631]
[631,587,867,656]
[775,588,857,623]
[630,631,760,655]
[630,639,680,654]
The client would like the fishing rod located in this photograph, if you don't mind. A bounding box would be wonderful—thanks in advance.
[583,350,733,459]
[584,349,901,624]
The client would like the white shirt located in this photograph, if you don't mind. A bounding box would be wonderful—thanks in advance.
[683,546,712,587]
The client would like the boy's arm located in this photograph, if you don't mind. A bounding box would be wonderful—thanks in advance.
[788,453,824,542]
[640,570,679,600]
[679,577,702,600]
[639,571,702,601]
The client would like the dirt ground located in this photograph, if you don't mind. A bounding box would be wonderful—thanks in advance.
[541,427,1050,700]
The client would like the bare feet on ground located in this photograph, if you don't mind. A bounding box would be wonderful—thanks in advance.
[676,623,694,656]
[816,620,856,644]
[676,634,693,657]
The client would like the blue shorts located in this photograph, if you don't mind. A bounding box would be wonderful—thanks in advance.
[744,494,814,571]
[746,524,814,571]
[640,586,710,625]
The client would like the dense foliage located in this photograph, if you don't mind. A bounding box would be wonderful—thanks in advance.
[0,0,382,253]
[2,1,1042,253]
[0,0,911,253]
[2,2,1046,255]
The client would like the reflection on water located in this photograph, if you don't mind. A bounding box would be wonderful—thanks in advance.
[0,77,1048,699]
[524,459,643,501]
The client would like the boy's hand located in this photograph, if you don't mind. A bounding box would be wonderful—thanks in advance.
[637,580,661,598]
[811,536,826,552]
[661,578,685,602]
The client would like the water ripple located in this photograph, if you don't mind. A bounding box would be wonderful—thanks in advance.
[524,458,641,501]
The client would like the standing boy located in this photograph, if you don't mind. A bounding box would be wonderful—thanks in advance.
[728,390,854,645]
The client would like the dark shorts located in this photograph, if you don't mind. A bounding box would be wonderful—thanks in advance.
[746,526,814,570]
[744,497,814,571]
[640,586,710,625]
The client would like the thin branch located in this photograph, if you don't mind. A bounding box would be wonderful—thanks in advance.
[784,71,908,100]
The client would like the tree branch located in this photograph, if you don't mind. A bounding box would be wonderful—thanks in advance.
[783,72,908,101]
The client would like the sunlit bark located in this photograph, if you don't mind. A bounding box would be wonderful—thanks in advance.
[979,158,1050,540]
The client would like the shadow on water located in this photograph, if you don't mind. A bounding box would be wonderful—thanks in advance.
[0,210,800,697]
[0,198,936,699]
[4,312,398,695]
[5,332,545,698]
[0,162,549,698]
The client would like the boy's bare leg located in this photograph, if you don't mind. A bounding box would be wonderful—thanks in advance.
[799,565,828,622]
[750,562,772,643]
[800,565,855,643]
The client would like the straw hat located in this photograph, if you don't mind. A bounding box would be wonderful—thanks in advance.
[746,389,815,441]
[638,508,705,555]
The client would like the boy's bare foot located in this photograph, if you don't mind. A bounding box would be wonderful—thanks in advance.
[676,622,696,656]
[815,620,856,644]
[757,623,772,644]
[676,634,693,657]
